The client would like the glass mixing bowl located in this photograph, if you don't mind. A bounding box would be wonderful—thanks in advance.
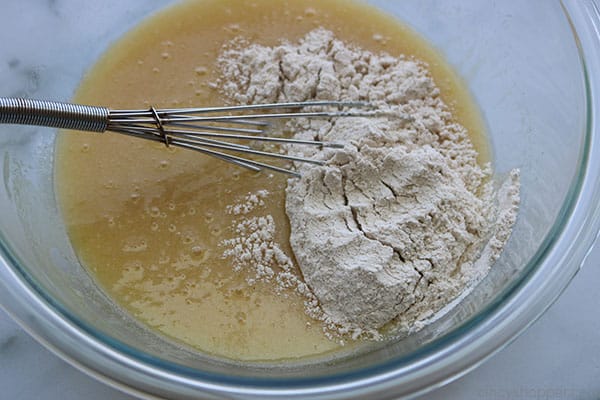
[1,0,599,398]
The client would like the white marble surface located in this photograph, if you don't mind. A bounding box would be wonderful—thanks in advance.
[1,243,599,400]
[0,1,599,399]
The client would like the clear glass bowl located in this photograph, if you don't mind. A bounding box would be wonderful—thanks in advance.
[1,0,600,398]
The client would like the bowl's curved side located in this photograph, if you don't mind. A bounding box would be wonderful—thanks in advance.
[1,0,600,399]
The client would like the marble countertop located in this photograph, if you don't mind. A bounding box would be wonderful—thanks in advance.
[1,244,599,399]
[0,0,599,398]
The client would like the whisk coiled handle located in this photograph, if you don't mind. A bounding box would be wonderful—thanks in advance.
[0,97,109,132]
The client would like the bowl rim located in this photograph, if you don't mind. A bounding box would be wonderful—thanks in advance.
[2,0,600,398]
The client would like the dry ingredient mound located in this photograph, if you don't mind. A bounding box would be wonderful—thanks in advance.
[218,29,520,338]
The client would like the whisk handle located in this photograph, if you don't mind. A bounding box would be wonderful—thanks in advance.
[0,97,109,132]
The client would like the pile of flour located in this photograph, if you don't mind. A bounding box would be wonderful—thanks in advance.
[218,29,520,338]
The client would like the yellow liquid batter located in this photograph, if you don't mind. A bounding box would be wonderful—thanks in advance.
[55,0,489,361]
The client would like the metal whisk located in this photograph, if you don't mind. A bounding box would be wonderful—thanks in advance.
[0,97,370,177]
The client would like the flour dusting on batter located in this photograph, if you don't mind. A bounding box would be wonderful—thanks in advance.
[219,29,520,339]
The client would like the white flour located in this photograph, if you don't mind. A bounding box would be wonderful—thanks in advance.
[218,29,520,338]
[225,190,269,216]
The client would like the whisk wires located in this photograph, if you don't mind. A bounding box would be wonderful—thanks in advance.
[0,97,377,177]
[106,101,369,177]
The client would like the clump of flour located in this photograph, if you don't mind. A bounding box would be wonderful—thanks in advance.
[218,29,520,338]
[221,190,364,340]
[225,190,269,216]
